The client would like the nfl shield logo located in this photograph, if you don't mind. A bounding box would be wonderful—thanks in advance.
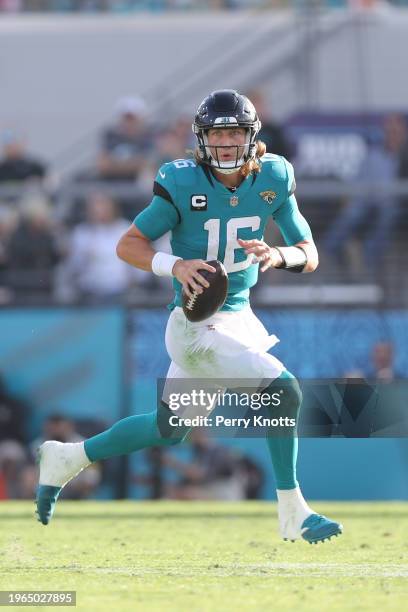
[229,195,239,207]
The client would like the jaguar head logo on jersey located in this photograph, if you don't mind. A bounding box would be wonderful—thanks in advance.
[191,194,208,211]
[260,190,277,204]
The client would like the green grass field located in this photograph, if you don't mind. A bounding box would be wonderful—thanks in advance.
[0,501,407,611]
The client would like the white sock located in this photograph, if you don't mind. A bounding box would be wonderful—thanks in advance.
[40,441,91,487]
[66,441,91,472]
[276,486,313,525]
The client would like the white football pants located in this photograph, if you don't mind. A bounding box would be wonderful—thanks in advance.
[162,306,285,415]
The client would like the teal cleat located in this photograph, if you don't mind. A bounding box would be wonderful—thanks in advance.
[301,513,343,544]
[35,485,62,525]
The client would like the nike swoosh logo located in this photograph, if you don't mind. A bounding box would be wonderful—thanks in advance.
[159,170,166,179]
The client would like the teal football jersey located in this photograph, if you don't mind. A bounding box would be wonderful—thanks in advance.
[134,154,312,311]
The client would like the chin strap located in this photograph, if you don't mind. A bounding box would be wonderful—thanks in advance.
[210,163,245,175]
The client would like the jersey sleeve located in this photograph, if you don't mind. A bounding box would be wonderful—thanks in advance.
[271,158,311,245]
[284,158,296,198]
[133,163,181,240]
[272,194,312,246]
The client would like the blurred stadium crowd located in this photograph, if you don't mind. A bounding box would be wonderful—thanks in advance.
[0,95,188,305]
[0,91,407,307]
[1,1,408,13]
[0,393,102,501]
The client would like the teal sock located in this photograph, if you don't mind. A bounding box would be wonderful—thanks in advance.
[264,370,302,490]
[84,403,189,462]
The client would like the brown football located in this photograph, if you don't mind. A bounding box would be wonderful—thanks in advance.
[182,260,228,322]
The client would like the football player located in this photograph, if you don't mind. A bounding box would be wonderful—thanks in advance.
[36,90,342,544]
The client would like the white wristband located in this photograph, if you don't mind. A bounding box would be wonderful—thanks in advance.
[151,252,182,277]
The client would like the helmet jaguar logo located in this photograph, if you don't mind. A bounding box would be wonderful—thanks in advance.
[229,195,239,207]
[260,190,277,204]
[214,116,237,125]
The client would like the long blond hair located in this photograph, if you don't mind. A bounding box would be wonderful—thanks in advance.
[193,140,267,177]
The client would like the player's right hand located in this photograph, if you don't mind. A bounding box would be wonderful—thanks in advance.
[172,259,216,299]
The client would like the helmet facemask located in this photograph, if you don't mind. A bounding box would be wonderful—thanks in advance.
[193,123,261,174]
[193,90,262,173]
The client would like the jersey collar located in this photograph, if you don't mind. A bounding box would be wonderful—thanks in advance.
[200,164,256,203]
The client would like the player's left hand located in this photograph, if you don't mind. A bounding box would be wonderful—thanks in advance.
[238,239,283,272]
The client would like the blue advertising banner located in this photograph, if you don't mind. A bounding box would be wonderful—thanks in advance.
[286,112,406,180]
[0,308,124,432]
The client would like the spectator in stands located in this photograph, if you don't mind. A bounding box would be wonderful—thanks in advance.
[37,414,82,445]
[323,114,408,274]
[155,115,196,166]
[0,440,28,500]
[245,89,292,159]
[163,429,259,501]
[367,341,403,381]
[0,205,17,296]
[62,191,145,302]
[0,372,31,444]
[344,340,404,381]
[0,130,46,187]
[4,192,60,298]
[97,96,152,182]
